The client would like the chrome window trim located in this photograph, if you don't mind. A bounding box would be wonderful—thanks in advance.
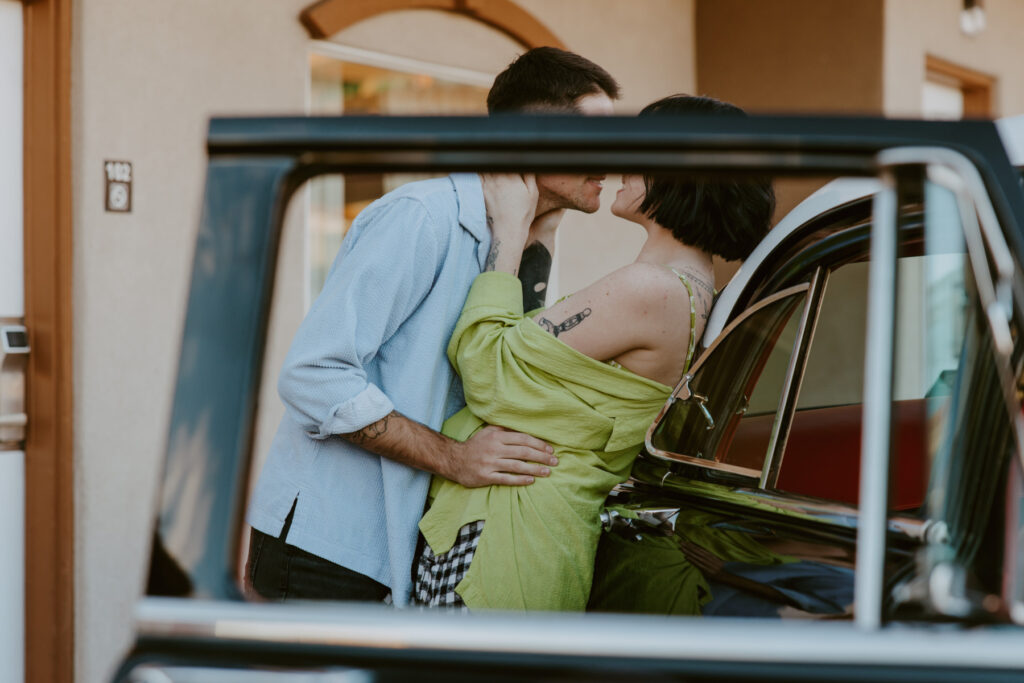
[703,178,883,345]
[132,597,1024,671]
[855,167,900,632]
[643,282,811,477]
[125,664,372,683]
[878,147,1024,470]
[1009,459,1024,624]
[855,146,1024,629]
[760,266,826,489]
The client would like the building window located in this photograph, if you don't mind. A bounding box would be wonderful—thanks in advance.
[922,55,994,120]
[306,42,493,302]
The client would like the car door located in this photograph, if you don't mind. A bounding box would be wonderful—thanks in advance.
[591,171,1018,621]
[119,116,1024,682]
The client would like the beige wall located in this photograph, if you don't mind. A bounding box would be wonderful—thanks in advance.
[694,0,885,284]
[884,0,1024,118]
[516,0,697,296]
[75,3,695,682]
[333,1,698,297]
[67,1,1024,681]
[696,0,885,115]
[257,0,697,479]
[72,1,311,681]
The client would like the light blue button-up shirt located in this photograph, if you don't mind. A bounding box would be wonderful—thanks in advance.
[247,174,490,605]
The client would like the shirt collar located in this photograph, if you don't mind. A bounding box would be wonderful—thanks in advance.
[451,173,488,244]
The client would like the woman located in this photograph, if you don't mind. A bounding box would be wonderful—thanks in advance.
[414,95,775,611]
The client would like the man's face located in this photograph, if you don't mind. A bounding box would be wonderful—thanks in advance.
[535,92,615,214]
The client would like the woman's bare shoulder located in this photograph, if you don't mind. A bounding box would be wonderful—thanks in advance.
[595,261,692,306]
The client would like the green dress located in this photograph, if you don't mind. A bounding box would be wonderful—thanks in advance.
[419,270,696,611]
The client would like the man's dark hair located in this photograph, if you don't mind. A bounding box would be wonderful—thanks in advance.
[638,95,776,261]
[487,47,620,113]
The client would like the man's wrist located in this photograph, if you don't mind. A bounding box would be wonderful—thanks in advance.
[436,437,461,481]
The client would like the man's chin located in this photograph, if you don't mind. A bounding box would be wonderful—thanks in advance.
[571,198,601,214]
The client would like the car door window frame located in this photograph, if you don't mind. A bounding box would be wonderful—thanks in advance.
[644,281,816,482]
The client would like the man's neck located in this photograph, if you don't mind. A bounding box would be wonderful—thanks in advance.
[534,194,560,219]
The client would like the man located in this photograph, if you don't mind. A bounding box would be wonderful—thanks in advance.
[245,47,619,606]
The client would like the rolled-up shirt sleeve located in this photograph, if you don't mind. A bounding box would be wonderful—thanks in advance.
[278,197,444,438]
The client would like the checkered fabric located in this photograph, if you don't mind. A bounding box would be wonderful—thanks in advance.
[413,520,485,608]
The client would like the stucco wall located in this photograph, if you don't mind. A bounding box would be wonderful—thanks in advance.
[72,2,311,681]
[255,1,696,483]
[74,3,695,682]
[696,0,885,115]
[694,0,886,284]
[884,0,1024,118]
[69,1,1024,680]
[516,0,697,296]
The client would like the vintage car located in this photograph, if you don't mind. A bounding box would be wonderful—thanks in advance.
[117,113,1024,681]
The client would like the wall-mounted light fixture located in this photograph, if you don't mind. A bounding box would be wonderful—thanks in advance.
[961,0,986,37]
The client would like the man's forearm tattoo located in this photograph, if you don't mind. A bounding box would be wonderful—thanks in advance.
[347,411,395,446]
[537,308,592,337]
[519,241,553,310]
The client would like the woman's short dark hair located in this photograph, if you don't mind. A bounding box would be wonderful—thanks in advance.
[487,47,620,113]
[638,95,775,261]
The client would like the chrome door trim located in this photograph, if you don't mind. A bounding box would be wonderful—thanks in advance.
[644,282,811,476]
[877,147,1024,471]
[642,450,762,478]
[760,266,826,488]
[651,470,926,539]
[125,664,372,682]
[875,148,1014,316]
[132,597,1024,671]
[854,166,900,632]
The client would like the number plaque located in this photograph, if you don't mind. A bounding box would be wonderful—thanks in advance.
[104,160,133,213]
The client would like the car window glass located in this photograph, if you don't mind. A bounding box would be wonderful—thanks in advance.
[777,181,970,509]
[649,289,807,478]
[795,261,868,409]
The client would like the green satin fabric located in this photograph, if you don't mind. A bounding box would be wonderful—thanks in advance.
[419,271,672,611]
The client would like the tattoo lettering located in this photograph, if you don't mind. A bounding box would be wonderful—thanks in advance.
[484,238,501,272]
[347,412,394,446]
[537,308,592,337]
[678,269,715,297]
[518,241,553,310]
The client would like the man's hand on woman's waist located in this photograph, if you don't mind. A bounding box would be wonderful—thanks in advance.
[342,411,557,487]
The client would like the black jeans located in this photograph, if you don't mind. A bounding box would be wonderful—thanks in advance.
[245,502,390,603]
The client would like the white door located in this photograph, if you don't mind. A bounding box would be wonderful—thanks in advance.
[0,1,25,681]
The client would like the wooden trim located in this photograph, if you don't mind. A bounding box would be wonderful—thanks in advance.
[300,0,564,49]
[22,0,74,682]
[925,54,995,118]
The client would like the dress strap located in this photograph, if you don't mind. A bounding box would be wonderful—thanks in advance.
[669,267,699,373]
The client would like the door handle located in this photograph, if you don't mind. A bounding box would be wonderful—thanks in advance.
[0,413,27,428]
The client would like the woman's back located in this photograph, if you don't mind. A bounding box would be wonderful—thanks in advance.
[533,259,713,387]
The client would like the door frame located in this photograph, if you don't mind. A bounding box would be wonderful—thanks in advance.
[22,0,74,681]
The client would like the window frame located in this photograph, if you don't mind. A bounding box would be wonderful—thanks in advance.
[644,278,823,485]
[303,41,496,308]
[138,116,1024,677]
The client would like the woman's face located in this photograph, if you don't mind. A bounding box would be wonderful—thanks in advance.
[610,174,646,222]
